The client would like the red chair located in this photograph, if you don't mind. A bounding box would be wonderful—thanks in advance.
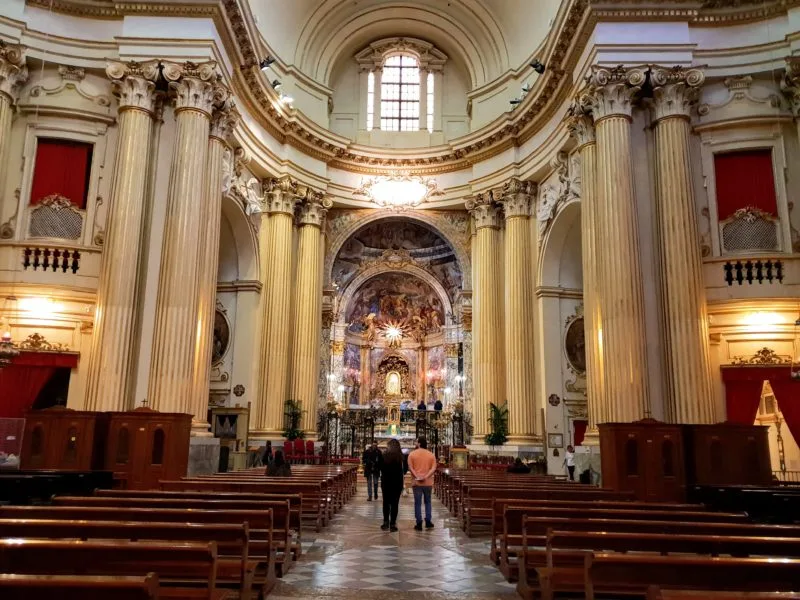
[282,440,293,462]
[293,438,305,464]
[305,440,315,464]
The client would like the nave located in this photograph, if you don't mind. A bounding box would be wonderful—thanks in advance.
[272,490,517,599]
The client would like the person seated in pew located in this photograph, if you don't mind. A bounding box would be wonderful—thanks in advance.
[265,449,291,477]
[507,458,531,474]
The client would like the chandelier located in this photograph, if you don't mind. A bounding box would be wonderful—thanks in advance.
[354,172,444,210]
[0,330,19,368]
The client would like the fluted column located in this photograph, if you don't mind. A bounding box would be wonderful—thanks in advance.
[585,65,649,422]
[500,179,538,443]
[0,43,27,221]
[782,57,800,142]
[567,99,604,440]
[190,100,240,433]
[289,194,331,437]
[85,61,160,411]
[148,61,227,415]
[651,67,715,424]
[255,178,298,435]
[468,194,505,438]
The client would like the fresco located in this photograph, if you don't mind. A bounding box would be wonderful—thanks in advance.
[346,273,444,337]
[427,345,444,372]
[344,343,360,370]
[332,218,463,302]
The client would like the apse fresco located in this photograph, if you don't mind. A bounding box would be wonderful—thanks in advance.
[332,219,463,301]
[427,345,444,372]
[344,343,360,370]
[346,273,444,335]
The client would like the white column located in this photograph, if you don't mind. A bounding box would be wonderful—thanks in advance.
[0,43,27,225]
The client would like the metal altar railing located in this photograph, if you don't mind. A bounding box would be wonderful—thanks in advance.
[773,470,800,483]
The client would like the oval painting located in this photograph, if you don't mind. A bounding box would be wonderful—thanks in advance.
[564,316,586,374]
[212,309,231,364]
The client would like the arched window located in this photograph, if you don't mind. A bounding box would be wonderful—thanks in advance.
[380,54,420,132]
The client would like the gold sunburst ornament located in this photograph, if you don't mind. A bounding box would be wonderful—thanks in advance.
[382,322,404,348]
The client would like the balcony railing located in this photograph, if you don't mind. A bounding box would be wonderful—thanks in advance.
[723,258,783,286]
[22,246,81,274]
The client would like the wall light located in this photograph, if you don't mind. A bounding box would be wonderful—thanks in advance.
[20,297,62,317]
[743,311,783,330]
[260,57,275,71]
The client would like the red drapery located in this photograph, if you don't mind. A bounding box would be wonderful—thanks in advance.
[0,351,79,419]
[714,149,777,220]
[573,419,587,447]
[29,138,93,209]
[767,376,800,449]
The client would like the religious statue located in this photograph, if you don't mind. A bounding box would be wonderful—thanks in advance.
[362,312,377,345]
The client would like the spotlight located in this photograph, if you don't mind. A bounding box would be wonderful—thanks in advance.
[279,93,294,105]
[509,98,522,106]
[530,59,545,74]
[271,79,282,90]
[259,56,275,71]
[522,83,531,94]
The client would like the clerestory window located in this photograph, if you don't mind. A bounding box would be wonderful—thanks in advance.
[380,54,420,132]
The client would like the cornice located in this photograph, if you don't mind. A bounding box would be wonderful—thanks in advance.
[22,0,800,174]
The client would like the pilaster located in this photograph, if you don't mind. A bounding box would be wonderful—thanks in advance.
[0,42,27,218]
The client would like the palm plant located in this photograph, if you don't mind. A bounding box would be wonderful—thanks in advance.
[484,401,508,447]
[283,398,305,440]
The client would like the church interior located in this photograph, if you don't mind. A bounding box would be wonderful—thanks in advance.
[1,0,800,598]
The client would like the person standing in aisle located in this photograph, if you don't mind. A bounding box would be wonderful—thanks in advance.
[564,445,576,481]
[362,440,382,501]
[408,436,437,530]
[379,438,405,532]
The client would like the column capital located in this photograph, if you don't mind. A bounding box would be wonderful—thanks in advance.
[567,97,595,147]
[782,56,800,116]
[584,65,647,121]
[650,66,705,122]
[296,191,333,227]
[466,192,503,230]
[264,176,299,215]
[162,60,229,115]
[210,99,241,143]
[0,42,28,103]
[106,60,160,113]
[499,178,536,219]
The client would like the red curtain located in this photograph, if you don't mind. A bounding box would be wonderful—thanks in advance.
[29,138,93,209]
[573,419,587,446]
[721,366,771,425]
[714,149,777,220]
[767,376,800,449]
[0,351,78,419]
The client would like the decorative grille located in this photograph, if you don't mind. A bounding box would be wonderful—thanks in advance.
[27,194,84,241]
[720,207,779,253]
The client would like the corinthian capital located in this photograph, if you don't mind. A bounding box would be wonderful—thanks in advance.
[210,100,241,142]
[466,191,502,230]
[264,176,298,215]
[584,65,647,121]
[567,97,595,147]
[162,60,229,115]
[650,66,704,122]
[782,57,800,116]
[296,192,332,227]
[106,60,160,113]
[499,178,536,219]
[0,42,28,103]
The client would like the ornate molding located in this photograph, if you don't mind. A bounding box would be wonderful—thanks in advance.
[650,66,705,121]
[296,195,333,228]
[210,99,241,142]
[263,176,298,216]
[731,347,791,365]
[499,179,536,219]
[29,64,111,109]
[0,41,28,103]
[567,97,595,147]
[466,192,503,230]
[162,60,228,115]
[584,65,647,121]
[782,57,800,116]
[106,60,159,113]
[355,37,447,72]
[16,332,69,352]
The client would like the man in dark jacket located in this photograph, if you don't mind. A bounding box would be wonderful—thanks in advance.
[362,440,382,501]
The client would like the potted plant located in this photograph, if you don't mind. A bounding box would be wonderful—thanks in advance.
[484,402,508,447]
[283,399,305,441]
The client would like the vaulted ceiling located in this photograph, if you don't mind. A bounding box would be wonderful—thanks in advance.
[250,0,562,90]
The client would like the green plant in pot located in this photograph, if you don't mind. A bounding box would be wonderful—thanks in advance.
[484,401,508,447]
[283,398,305,441]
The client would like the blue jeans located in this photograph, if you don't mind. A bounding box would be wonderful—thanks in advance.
[413,486,432,525]
[366,472,379,499]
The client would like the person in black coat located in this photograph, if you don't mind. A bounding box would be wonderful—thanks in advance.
[380,438,406,532]
[362,441,382,500]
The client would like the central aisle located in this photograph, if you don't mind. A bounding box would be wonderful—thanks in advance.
[270,485,519,599]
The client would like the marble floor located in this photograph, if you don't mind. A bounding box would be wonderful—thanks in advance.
[269,485,519,600]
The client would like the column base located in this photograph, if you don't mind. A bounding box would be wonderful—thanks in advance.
[581,429,600,446]
[191,419,213,438]
[187,436,220,476]
[248,430,285,443]
[467,442,544,457]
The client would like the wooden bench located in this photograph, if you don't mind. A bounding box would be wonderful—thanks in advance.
[585,554,800,600]
[0,505,277,597]
[0,573,160,600]
[0,538,233,600]
[0,518,257,599]
[648,589,800,600]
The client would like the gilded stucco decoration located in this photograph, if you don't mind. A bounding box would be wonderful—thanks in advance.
[731,347,792,366]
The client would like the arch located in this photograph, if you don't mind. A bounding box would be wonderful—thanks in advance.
[219,194,259,282]
[325,211,471,289]
[337,263,453,324]
[539,199,582,289]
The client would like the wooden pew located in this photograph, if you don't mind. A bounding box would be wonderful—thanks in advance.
[52,494,297,573]
[648,589,800,600]
[585,555,800,600]
[0,519,256,599]
[0,539,233,600]
[0,505,277,597]
[0,573,161,600]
